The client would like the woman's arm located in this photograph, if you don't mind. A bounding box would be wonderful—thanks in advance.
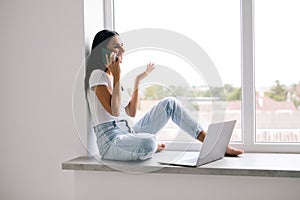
[95,52,122,117]
[126,63,155,117]
[95,85,115,115]
[94,77,121,116]
[110,72,121,116]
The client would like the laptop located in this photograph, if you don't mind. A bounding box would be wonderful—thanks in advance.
[157,120,236,167]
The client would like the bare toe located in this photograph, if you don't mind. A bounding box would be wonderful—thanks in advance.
[225,146,244,156]
[156,143,166,153]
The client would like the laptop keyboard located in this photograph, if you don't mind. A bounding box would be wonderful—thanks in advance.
[178,157,198,164]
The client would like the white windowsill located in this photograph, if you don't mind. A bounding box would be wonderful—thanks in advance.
[62,151,300,178]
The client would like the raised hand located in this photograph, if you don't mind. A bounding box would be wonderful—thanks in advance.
[137,62,155,81]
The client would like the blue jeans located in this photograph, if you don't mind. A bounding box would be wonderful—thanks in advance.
[93,97,203,161]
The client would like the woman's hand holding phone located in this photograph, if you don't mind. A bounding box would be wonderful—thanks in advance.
[105,51,121,79]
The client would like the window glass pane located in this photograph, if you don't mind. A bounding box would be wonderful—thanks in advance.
[115,0,241,142]
[255,0,300,143]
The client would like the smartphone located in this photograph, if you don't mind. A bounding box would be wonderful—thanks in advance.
[101,47,118,64]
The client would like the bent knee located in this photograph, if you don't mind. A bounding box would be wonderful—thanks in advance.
[159,97,181,114]
[160,97,179,107]
[162,96,177,103]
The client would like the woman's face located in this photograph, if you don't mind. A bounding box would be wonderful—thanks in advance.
[106,35,125,62]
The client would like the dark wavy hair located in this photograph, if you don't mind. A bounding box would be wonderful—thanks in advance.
[85,30,119,92]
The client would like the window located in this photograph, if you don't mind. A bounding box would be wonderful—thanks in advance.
[113,0,242,144]
[100,0,300,152]
[255,0,300,143]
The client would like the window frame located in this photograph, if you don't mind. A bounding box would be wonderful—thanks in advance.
[103,0,300,153]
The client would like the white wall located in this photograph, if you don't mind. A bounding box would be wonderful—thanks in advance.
[83,0,104,156]
[74,171,300,200]
[0,0,87,199]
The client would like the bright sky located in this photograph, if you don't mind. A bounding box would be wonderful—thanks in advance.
[255,0,300,87]
[114,0,300,88]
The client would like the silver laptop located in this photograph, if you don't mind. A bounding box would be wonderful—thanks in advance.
[157,120,236,167]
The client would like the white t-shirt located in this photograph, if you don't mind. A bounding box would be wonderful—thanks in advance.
[87,69,131,127]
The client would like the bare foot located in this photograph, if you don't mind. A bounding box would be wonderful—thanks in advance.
[225,145,244,156]
[156,143,166,153]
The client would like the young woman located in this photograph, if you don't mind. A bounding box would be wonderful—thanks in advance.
[86,30,243,161]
